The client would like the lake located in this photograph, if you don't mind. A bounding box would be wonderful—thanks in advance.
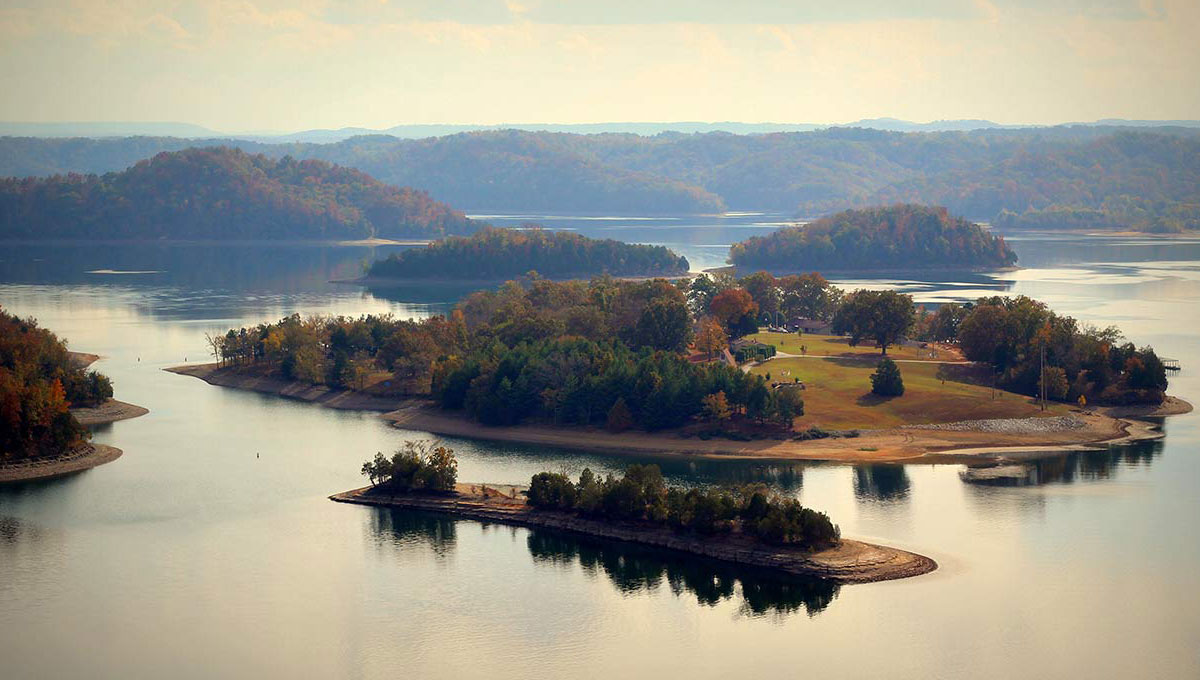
[2,217,1198,679]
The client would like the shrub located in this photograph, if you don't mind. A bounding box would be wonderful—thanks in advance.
[870,358,904,396]
[606,397,635,432]
[527,472,578,509]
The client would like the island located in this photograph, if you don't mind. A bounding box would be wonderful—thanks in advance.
[0,309,147,483]
[331,443,935,584]
[728,204,1017,272]
[362,226,690,283]
[167,271,1188,464]
[0,146,478,241]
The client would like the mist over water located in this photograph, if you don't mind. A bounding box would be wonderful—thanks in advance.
[2,222,1198,679]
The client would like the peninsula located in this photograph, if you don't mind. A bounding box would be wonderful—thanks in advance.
[333,444,935,584]
[170,273,1186,465]
[0,311,147,483]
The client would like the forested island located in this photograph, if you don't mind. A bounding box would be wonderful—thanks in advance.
[333,443,935,584]
[173,263,1184,463]
[4,127,1197,230]
[0,147,477,241]
[366,227,690,282]
[0,308,141,482]
[728,205,1017,272]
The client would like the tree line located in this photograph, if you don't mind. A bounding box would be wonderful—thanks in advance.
[1,308,112,460]
[526,464,841,550]
[369,226,689,280]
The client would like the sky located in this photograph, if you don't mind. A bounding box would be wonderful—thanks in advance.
[0,0,1197,132]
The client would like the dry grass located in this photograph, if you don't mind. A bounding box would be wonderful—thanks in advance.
[748,331,963,362]
[751,357,1069,430]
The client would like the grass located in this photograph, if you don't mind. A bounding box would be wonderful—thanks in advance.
[747,332,962,362]
[750,357,1070,430]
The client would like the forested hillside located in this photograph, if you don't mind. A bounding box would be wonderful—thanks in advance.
[2,127,1197,228]
[729,205,1016,271]
[369,227,689,280]
[0,147,477,240]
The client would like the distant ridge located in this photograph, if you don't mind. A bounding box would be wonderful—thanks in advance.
[7,119,1198,143]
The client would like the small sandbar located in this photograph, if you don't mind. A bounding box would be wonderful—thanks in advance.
[71,399,149,426]
[330,484,937,584]
[0,444,122,484]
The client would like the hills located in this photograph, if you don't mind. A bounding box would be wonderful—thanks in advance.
[368,227,689,281]
[2,125,1198,229]
[0,147,477,241]
[728,205,1017,272]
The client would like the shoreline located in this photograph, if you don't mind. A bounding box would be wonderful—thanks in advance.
[71,399,150,426]
[341,271,694,286]
[168,362,1189,464]
[330,484,937,584]
[0,444,123,484]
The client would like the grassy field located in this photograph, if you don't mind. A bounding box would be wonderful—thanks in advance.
[749,357,1069,430]
[747,332,962,362]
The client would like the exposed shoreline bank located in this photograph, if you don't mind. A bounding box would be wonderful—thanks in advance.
[330,484,937,584]
[71,399,150,426]
[167,362,1189,464]
[0,444,123,484]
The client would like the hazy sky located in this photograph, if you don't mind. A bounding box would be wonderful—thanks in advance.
[1,0,1197,131]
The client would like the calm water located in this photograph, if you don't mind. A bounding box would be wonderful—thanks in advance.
[2,221,1199,679]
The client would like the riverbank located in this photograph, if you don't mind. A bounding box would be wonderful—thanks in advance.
[330,484,936,584]
[168,362,1189,464]
[0,444,122,484]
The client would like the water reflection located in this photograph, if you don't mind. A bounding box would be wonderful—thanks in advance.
[961,437,1165,487]
[853,464,911,502]
[368,508,458,558]
[525,529,839,619]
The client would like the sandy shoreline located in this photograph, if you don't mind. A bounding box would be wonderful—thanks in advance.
[169,362,1189,464]
[0,444,123,484]
[331,484,936,584]
[71,399,150,426]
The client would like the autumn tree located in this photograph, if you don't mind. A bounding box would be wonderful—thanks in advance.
[832,290,915,355]
[702,391,732,422]
[695,317,728,360]
[710,288,759,338]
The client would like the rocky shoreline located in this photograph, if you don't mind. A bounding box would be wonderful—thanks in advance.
[330,485,937,584]
[0,444,123,484]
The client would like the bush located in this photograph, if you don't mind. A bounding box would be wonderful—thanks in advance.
[605,397,635,432]
[870,358,904,396]
[361,441,458,492]
[527,472,578,509]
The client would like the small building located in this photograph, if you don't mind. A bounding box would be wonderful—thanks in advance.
[789,317,831,334]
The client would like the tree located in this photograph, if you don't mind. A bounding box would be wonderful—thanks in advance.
[739,271,780,319]
[695,317,728,360]
[924,303,967,341]
[702,391,732,422]
[769,387,804,428]
[634,297,693,352]
[606,397,635,432]
[779,272,840,321]
[710,288,759,338]
[870,358,905,396]
[832,290,915,355]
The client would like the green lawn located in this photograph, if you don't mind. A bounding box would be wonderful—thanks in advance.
[750,357,1068,430]
[747,331,959,362]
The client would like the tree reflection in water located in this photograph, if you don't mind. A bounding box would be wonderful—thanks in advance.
[525,530,840,619]
[962,436,1165,487]
[369,508,458,559]
[853,464,911,502]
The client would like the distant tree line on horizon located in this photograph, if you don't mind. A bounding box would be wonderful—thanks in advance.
[3,127,1197,231]
[0,147,478,240]
[368,226,689,281]
[1,308,112,460]
[729,205,1017,272]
